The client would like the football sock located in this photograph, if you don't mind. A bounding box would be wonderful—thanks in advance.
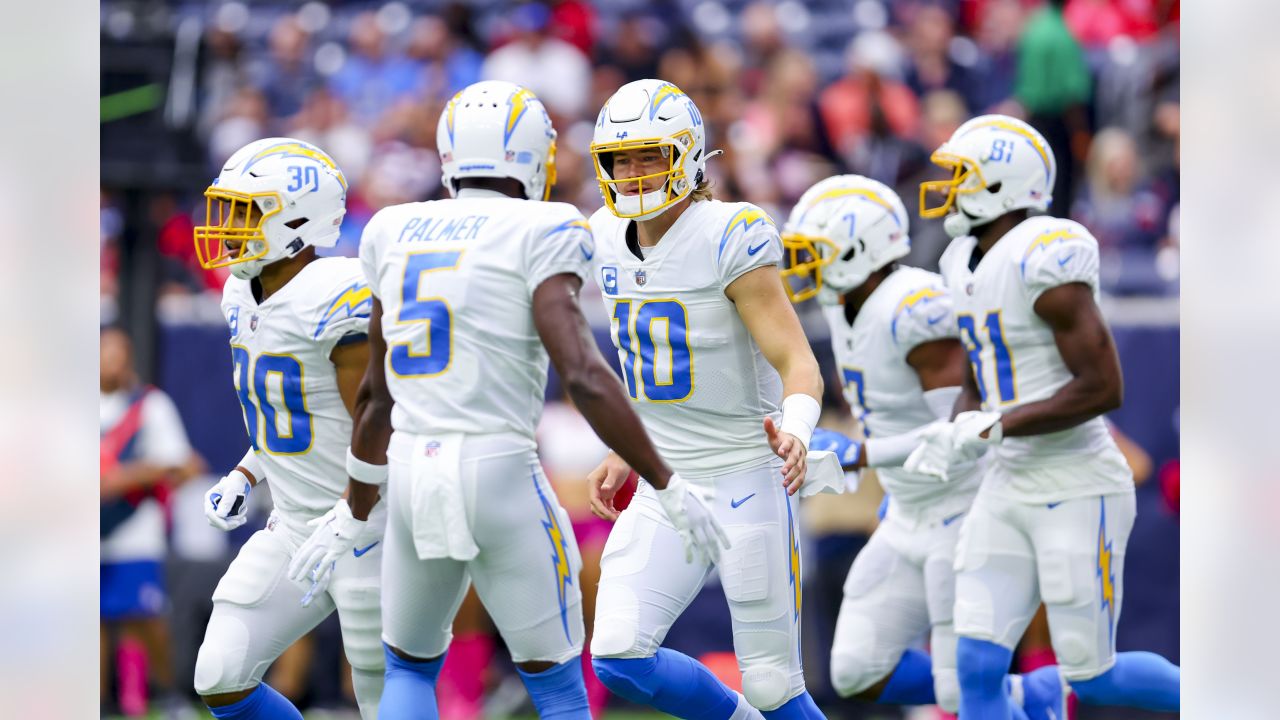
[517,657,592,720]
[760,691,824,720]
[876,649,936,705]
[593,649,741,720]
[1068,651,1179,712]
[957,637,1016,719]
[207,683,304,720]
[379,643,445,720]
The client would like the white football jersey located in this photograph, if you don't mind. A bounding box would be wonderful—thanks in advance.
[589,199,783,480]
[824,266,980,514]
[937,216,1131,498]
[221,258,371,530]
[360,189,592,441]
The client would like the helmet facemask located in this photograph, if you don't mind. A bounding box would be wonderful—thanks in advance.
[591,130,697,221]
[194,189,284,278]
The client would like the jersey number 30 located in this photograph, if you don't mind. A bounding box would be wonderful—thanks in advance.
[390,250,462,377]
[612,300,693,402]
[231,347,312,454]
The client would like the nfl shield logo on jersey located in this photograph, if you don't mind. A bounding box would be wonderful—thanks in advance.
[635,270,647,286]
[250,313,260,331]
[425,441,441,457]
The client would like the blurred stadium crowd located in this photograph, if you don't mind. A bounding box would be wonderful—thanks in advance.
[99,0,1180,718]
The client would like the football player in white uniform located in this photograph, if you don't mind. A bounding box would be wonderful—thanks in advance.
[288,81,719,720]
[582,79,826,720]
[192,138,385,720]
[781,174,1065,718]
[908,115,1180,717]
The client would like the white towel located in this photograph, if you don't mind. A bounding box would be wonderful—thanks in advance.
[798,450,859,497]
[409,434,479,561]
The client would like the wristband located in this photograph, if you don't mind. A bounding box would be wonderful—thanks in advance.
[346,447,389,486]
[237,448,264,485]
[779,394,821,450]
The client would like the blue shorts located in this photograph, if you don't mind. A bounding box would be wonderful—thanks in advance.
[100,560,167,620]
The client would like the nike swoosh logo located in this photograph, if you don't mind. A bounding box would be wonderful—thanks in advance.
[1046,502,1062,509]
[353,541,380,557]
[1057,252,1075,267]
[579,243,594,261]
[942,512,965,526]
[746,240,770,256]
[926,312,948,325]
[730,493,756,509]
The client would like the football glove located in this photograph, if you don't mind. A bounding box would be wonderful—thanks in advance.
[204,470,252,531]
[654,473,731,566]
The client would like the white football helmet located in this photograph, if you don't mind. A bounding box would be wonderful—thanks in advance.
[194,137,348,280]
[590,79,709,221]
[437,80,557,201]
[919,114,1056,238]
[781,175,910,304]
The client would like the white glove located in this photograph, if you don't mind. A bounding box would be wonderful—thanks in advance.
[950,411,1003,462]
[653,474,731,566]
[903,420,956,480]
[288,499,367,607]
[798,450,853,497]
[204,470,253,531]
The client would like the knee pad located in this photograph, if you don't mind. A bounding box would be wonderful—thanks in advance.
[332,583,385,672]
[741,664,790,711]
[589,583,642,658]
[932,669,960,714]
[194,613,256,696]
[590,656,658,704]
[955,637,1012,693]
[828,649,882,698]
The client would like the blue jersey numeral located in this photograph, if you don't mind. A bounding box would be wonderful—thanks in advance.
[957,311,1016,404]
[230,347,313,454]
[611,299,693,402]
[390,251,462,377]
[840,367,869,434]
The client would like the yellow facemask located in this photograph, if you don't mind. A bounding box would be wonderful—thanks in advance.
[193,188,281,270]
[589,131,692,219]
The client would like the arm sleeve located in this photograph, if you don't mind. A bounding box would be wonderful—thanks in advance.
[526,208,593,296]
[891,279,958,351]
[1019,223,1102,305]
[715,203,782,290]
[139,391,193,467]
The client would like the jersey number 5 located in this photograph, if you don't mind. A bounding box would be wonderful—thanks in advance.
[956,311,1016,404]
[390,250,462,377]
[231,347,313,454]
[611,299,693,402]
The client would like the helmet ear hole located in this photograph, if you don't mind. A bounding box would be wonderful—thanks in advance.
[986,181,1003,194]
[284,217,308,229]
[841,247,857,262]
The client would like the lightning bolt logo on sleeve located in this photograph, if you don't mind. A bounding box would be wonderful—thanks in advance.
[890,286,946,342]
[545,218,595,261]
[314,283,373,339]
[1020,229,1083,278]
[717,206,774,262]
[532,466,574,643]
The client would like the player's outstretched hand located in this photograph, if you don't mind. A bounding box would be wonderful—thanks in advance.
[204,470,253,531]
[654,473,731,565]
[950,411,1002,462]
[288,499,367,607]
[764,417,808,495]
[588,452,633,521]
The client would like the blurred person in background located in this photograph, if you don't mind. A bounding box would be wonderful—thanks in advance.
[1072,127,1165,255]
[208,88,271,174]
[903,3,982,114]
[329,12,422,126]
[738,2,788,98]
[819,31,919,176]
[1014,0,1091,216]
[404,15,483,102]
[290,87,374,187]
[198,23,249,145]
[101,326,200,717]
[251,16,319,125]
[191,138,385,719]
[968,0,1025,114]
[606,13,662,84]
[482,2,592,120]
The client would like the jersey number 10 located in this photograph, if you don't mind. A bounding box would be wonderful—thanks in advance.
[611,300,693,402]
[957,311,1016,405]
